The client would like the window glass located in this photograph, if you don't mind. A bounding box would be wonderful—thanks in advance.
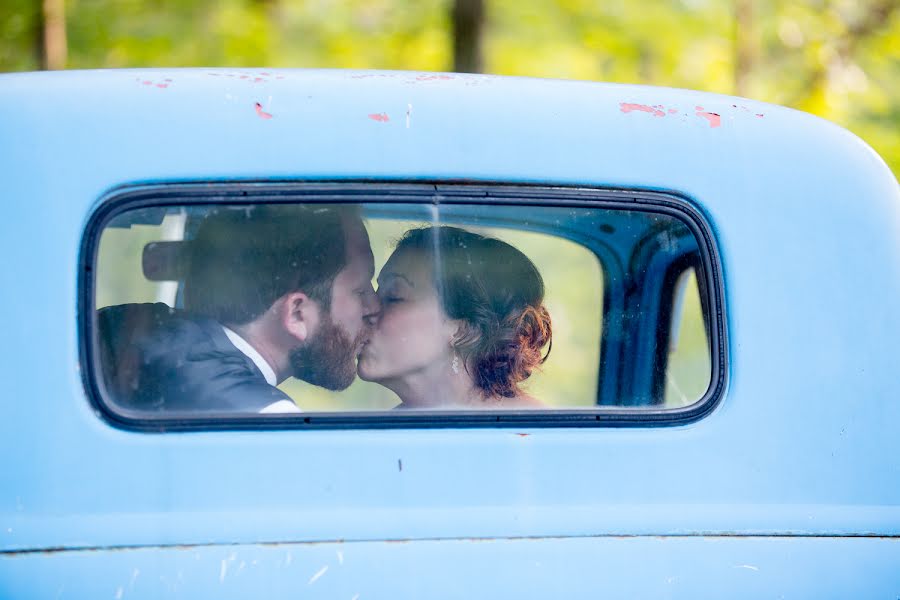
[89,192,716,423]
[96,211,186,309]
[283,221,604,410]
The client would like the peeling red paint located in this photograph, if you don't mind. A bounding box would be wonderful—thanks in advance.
[254,102,273,120]
[617,100,766,129]
[139,78,171,89]
[695,110,721,128]
[619,101,742,128]
[620,102,665,117]
[368,112,390,122]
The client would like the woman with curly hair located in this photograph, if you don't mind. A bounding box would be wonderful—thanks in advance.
[358,226,552,409]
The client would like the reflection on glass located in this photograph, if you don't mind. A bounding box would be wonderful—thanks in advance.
[94,200,710,417]
[665,269,711,407]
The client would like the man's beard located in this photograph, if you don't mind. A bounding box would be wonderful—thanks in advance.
[288,314,363,391]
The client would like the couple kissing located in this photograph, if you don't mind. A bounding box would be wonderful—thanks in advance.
[99,205,552,413]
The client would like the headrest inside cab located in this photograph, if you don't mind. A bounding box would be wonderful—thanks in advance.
[142,241,189,281]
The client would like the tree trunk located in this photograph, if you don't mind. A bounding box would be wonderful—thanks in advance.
[40,0,67,70]
[452,0,485,73]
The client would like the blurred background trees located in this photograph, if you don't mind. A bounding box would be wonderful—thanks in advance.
[1,0,897,174]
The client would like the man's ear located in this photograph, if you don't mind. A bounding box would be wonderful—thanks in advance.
[279,291,318,343]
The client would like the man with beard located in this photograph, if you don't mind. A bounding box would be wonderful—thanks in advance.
[98,204,379,413]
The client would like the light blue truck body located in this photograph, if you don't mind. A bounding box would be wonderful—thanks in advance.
[1,69,898,597]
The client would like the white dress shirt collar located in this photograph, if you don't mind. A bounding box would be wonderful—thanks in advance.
[221,326,278,387]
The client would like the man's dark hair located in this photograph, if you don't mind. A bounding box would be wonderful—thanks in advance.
[183,205,347,325]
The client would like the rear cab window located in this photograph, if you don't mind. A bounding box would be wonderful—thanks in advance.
[83,183,724,428]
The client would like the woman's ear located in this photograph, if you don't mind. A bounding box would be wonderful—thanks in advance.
[279,291,318,342]
[446,319,471,347]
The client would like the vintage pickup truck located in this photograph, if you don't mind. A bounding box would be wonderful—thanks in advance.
[0,69,898,597]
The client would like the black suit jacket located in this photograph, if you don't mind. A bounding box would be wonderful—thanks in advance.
[98,303,292,413]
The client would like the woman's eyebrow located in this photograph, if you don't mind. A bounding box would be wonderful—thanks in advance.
[377,272,415,288]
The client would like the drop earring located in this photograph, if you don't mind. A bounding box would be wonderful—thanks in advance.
[451,354,460,374]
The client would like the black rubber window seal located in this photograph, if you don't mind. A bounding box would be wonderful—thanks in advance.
[79,180,728,432]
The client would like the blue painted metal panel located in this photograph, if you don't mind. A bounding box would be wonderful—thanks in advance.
[0,70,898,594]
[2,537,899,598]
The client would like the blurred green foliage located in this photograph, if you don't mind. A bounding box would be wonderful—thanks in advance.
[1,0,897,174]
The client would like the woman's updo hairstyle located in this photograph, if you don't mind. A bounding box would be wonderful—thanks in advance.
[394,226,552,398]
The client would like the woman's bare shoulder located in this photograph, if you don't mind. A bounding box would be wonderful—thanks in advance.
[500,393,544,409]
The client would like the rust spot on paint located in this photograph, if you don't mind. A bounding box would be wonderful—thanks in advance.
[515,433,530,437]
[695,109,721,128]
[368,112,390,122]
[155,83,168,88]
[253,77,265,83]
[755,113,764,118]
[620,102,665,117]
[255,102,273,119]
[142,80,152,86]
[668,108,678,114]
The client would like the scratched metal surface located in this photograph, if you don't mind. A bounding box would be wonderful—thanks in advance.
[2,536,900,598]
[0,70,899,593]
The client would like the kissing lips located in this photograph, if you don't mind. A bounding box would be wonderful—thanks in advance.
[356,334,374,360]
